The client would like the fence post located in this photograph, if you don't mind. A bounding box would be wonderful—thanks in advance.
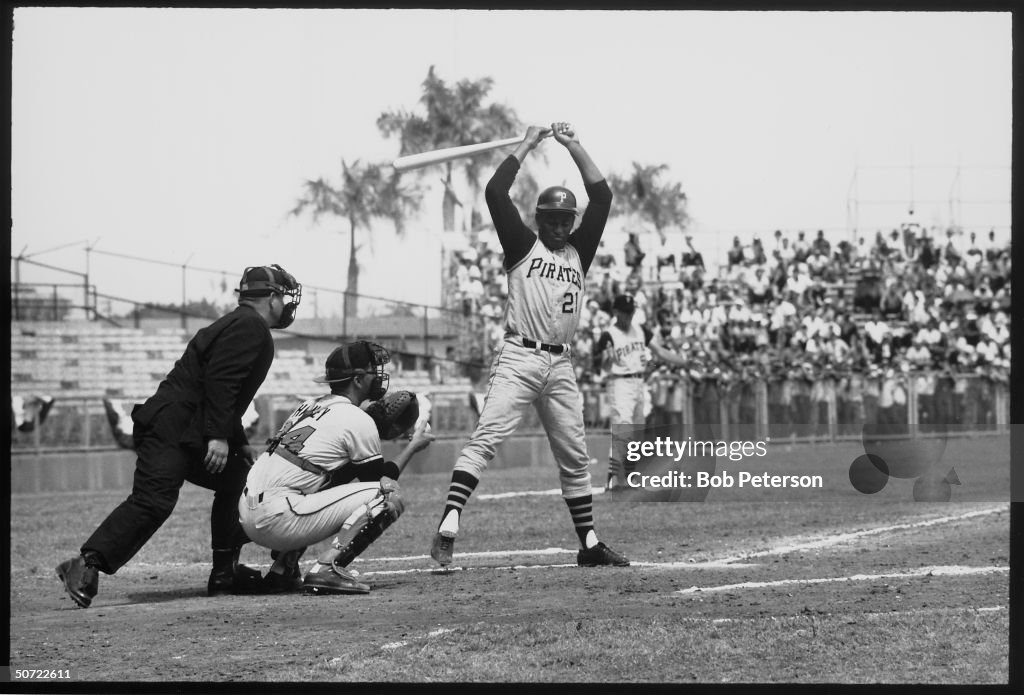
[906,375,918,438]
[996,381,1008,433]
[756,378,769,442]
[827,387,837,443]
[683,379,693,428]
[83,401,91,448]
[423,305,430,368]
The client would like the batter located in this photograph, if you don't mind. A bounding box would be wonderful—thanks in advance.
[430,122,629,568]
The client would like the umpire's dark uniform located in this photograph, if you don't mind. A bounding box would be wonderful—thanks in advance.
[81,303,274,575]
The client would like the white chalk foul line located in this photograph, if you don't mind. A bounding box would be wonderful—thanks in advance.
[117,504,1005,578]
[677,565,1010,595]
[477,488,565,500]
[357,547,573,563]
[477,487,613,500]
[714,504,1007,564]
[364,562,580,577]
[709,605,1006,624]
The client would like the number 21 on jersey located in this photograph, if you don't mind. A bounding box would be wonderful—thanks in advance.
[562,291,578,314]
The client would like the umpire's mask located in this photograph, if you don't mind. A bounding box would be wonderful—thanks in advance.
[313,341,391,400]
[236,264,303,329]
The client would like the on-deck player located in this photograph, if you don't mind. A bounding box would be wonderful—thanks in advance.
[430,122,629,568]
[593,293,689,492]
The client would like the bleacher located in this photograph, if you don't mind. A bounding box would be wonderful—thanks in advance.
[11,322,188,400]
[11,320,477,407]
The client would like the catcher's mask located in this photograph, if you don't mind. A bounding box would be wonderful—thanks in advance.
[314,341,390,400]
[236,264,302,329]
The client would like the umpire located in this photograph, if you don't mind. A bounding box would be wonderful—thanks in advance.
[56,264,302,608]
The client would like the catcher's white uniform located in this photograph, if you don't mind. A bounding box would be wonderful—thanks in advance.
[239,393,396,551]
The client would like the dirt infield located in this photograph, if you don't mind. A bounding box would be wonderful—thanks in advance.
[8,435,1011,684]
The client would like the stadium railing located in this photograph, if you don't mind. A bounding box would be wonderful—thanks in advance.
[10,373,1007,455]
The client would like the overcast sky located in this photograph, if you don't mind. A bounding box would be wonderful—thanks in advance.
[10,8,1012,313]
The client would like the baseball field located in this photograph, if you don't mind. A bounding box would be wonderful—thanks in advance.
[9,433,1010,684]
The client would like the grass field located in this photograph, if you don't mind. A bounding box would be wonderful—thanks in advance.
[8,434,1010,684]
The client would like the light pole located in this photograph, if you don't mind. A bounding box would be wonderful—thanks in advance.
[181,254,194,331]
[84,237,101,320]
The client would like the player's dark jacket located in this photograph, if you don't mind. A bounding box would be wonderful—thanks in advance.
[485,155,613,274]
[132,304,274,452]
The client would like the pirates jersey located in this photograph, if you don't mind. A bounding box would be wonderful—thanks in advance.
[504,238,585,346]
[244,393,385,495]
[596,323,654,375]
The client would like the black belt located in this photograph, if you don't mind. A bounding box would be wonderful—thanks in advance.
[243,487,264,504]
[610,372,645,379]
[522,338,566,355]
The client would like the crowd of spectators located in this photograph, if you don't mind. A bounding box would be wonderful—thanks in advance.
[449,221,1011,432]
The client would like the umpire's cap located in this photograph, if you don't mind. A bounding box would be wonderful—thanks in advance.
[613,294,636,314]
[314,341,391,384]
[536,186,578,215]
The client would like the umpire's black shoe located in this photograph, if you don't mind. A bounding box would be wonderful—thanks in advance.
[577,542,630,567]
[207,563,264,596]
[56,556,99,608]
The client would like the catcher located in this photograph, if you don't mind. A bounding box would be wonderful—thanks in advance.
[239,340,434,594]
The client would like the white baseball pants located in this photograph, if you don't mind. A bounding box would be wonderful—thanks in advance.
[454,341,593,498]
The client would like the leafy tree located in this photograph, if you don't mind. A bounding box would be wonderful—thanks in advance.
[608,162,689,242]
[290,159,421,319]
[378,66,524,235]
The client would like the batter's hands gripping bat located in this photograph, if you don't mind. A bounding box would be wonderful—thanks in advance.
[392,132,551,173]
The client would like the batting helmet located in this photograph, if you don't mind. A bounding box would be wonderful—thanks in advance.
[536,186,578,215]
[612,294,636,314]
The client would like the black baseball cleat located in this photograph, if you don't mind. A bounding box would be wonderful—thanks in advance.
[577,542,630,567]
[259,548,305,594]
[261,567,303,594]
[302,564,370,595]
[207,562,264,596]
[430,530,456,566]
[56,556,99,608]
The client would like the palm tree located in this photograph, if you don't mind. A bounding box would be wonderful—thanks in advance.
[377,66,523,235]
[608,162,690,242]
[290,159,421,320]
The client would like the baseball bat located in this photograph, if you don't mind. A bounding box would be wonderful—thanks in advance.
[392,134,535,173]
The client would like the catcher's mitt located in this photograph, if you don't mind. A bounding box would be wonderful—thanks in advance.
[362,390,420,440]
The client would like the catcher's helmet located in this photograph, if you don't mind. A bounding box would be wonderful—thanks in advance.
[536,186,578,215]
[314,341,390,400]
[236,264,302,329]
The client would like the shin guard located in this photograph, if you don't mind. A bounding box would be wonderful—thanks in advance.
[331,480,405,569]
